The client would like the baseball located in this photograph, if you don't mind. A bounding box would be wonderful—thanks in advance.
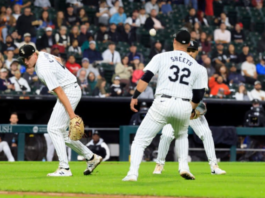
[149,28,156,36]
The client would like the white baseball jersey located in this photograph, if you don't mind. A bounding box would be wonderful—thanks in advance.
[35,52,77,91]
[144,51,208,99]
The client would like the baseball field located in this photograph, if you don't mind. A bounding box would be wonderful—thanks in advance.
[0,161,264,198]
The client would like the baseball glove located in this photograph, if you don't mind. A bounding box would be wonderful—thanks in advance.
[69,116,84,141]
[190,102,207,120]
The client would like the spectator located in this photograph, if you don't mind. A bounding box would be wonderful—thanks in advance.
[144,9,164,30]
[120,23,136,45]
[92,78,109,97]
[197,50,208,65]
[185,0,198,10]
[257,32,265,53]
[108,23,120,43]
[231,23,245,43]
[149,40,163,59]
[96,0,110,25]
[107,0,123,7]
[127,44,144,65]
[190,31,198,42]
[252,0,263,9]
[55,26,70,48]
[124,85,135,97]
[78,25,91,46]
[139,85,154,99]
[228,64,245,85]
[241,54,257,85]
[250,81,265,101]
[203,57,215,77]
[110,76,122,96]
[214,23,231,44]
[132,61,145,84]
[200,32,211,53]
[102,42,121,65]
[86,131,110,161]
[65,55,81,75]
[115,56,133,90]
[216,65,229,85]
[238,45,250,63]
[8,60,19,78]
[9,70,31,92]
[234,83,252,101]
[145,0,159,14]
[160,0,172,15]
[77,69,89,95]
[109,0,120,16]
[12,4,21,20]
[34,0,51,10]
[198,12,209,27]
[36,27,55,53]
[138,8,148,26]
[1,35,19,55]
[23,66,40,90]
[79,8,89,24]
[88,72,97,92]
[39,10,54,30]
[211,43,228,68]
[214,13,231,27]
[192,22,202,40]
[185,8,199,25]
[19,33,37,49]
[69,25,79,45]
[0,7,16,42]
[4,50,15,69]
[68,40,82,55]
[54,11,66,29]
[256,56,265,75]
[125,10,141,27]
[0,68,14,92]
[16,7,38,42]
[227,44,239,64]
[95,24,109,42]
[209,75,231,96]
[83,41,103,64]
[109,6,127,25]
[65,3,81,27]
[77,58,100,79]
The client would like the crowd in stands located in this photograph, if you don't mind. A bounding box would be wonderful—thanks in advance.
[1,0,265,101]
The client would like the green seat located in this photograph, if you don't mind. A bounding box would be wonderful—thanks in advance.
[100,63,115,84]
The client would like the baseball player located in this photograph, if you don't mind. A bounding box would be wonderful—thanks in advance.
[123,30,208,181]
[18,45,102,176]
[153,41,226,175]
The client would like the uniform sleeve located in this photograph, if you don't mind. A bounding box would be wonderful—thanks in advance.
[193,67,208,89]
[143,54,160,75]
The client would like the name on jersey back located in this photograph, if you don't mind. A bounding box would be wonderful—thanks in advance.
[170,56,193,66]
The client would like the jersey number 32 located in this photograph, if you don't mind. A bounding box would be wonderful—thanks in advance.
[168,65,190,85]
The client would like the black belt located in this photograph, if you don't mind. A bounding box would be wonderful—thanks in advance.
[161,94,190,102]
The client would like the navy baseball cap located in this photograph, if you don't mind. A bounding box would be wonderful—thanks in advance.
[93,131,100,136]
[175,30,191,45]
[187,40,199,51]
[19,45,36,59]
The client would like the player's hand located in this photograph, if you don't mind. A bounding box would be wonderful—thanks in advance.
[130,98,138,112]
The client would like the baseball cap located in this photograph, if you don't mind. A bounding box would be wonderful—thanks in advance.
[19,45,36,59]
[10,59,19,65]
[254,81,261,85]
[67,3,74,8]
[108,41,115,46]
[0,68,7,73]
[93,131,100,136]
[252,99,259,104]
[247,53,253,57]
[89,41,96,45]
[175,30,190,45]
[82,58,89,63]
[46,27,52,32]
[23,33,31,37]
[114,76,120,80]
[133,56,140,60]
[187,40,199,51]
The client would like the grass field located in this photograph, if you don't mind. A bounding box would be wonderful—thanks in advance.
[0,161,264,198]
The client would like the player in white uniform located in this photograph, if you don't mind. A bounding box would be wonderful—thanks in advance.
[18,45,102,176]
[122,30,208,181]
[153,41,226,175]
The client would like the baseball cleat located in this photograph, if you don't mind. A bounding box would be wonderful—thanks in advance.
[47,168,72,177]
[211,165,226,175]
[84,154,102,175]
[179,169,195,180]
[153,164,164,174]
[122,175,137,182]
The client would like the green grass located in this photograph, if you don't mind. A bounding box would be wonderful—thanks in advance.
[0,162,264,198]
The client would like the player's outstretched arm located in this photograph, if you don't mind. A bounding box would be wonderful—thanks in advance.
[54,86,76,119]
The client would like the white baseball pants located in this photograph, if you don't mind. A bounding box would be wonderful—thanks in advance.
[127,97,192,177]
[47,83,93,169]
[0,141,15,161]
[156,115,217,166]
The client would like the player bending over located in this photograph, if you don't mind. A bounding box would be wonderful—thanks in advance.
[19,45,102,176]
[153,41,226,175]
